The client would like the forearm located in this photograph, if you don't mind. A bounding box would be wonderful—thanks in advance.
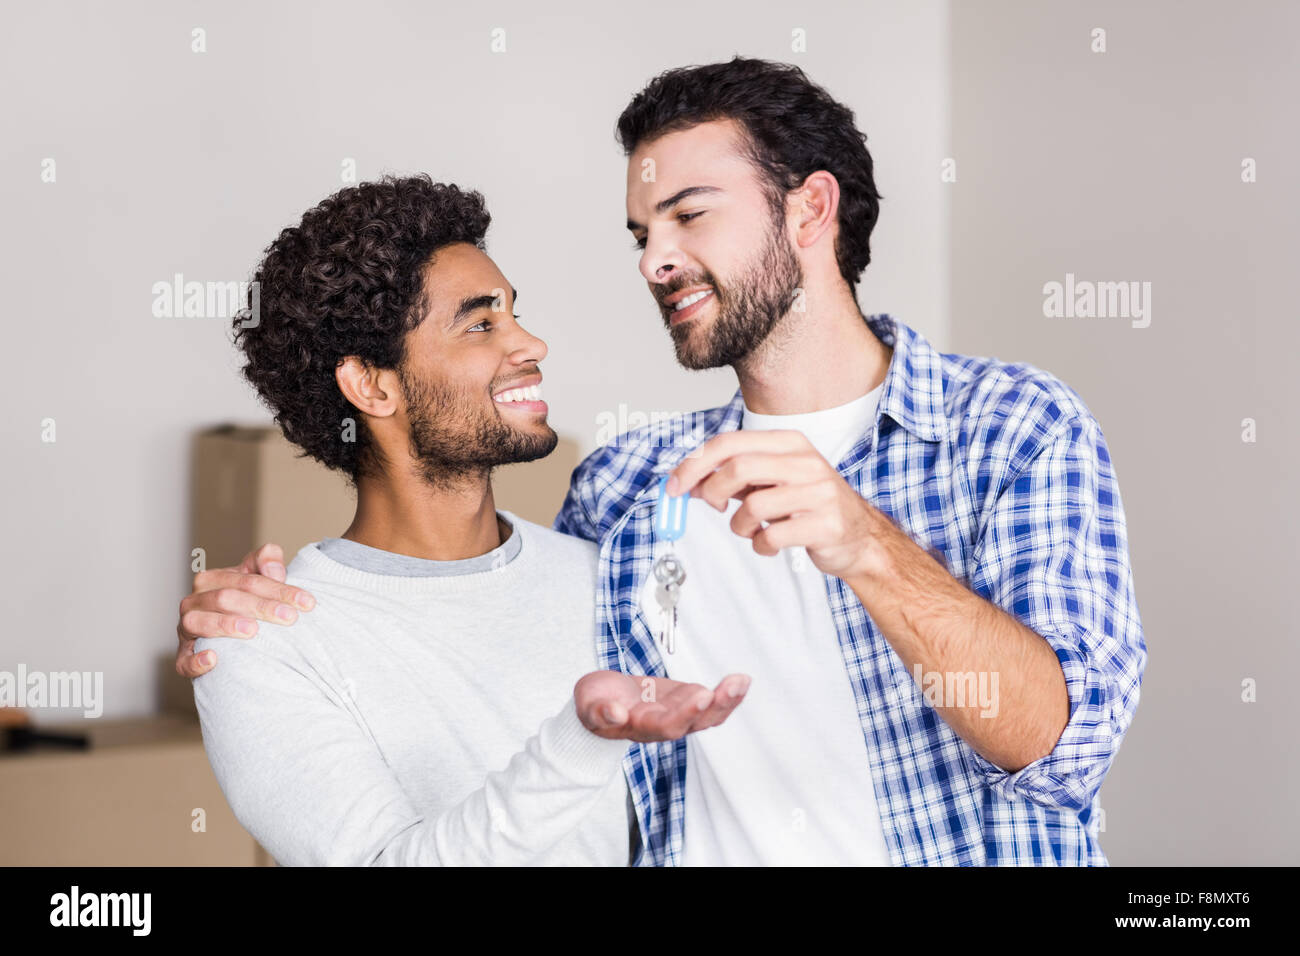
[844,519,1070,772]
[371,699,629,866]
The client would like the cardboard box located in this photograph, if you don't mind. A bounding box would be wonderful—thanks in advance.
[189,425,358,574]
[0,716,271,866]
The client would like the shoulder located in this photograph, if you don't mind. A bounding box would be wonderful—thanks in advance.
[938,349,1099,475]
[510,514,598,573]
[193,545,351,680]
[501,515,601,624]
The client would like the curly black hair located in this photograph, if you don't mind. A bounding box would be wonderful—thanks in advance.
[616,57,883,292]
[232,175,491,483]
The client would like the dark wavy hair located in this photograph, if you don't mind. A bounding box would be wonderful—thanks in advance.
[616,56,882,292]
[232,175,491,483]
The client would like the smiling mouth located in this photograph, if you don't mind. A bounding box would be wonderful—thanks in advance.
[492,381,547,413]
[668,288,715,324]
[493,383,541,403]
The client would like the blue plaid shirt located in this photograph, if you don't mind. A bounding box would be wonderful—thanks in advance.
[554,313,1145,866]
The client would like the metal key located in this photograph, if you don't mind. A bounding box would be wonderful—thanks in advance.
[652,475,689,654]
[653,552,687,654]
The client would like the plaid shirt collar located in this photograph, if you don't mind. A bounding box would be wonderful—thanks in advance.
[868,312,949,443]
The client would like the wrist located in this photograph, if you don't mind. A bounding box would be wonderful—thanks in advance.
[551,698,631,778]
[842,506,900,593]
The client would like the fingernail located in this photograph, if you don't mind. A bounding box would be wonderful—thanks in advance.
[200,651,214,666]
[275,604,295,621]
[729,678,751,698]
[236,618,256,635]
[295,593,315,610]
[266,562,286,579]
[697,695,710,711]
[665,476,679,496]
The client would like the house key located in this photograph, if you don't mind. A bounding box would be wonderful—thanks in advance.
[653,553,686,654]
[651,475,689,654]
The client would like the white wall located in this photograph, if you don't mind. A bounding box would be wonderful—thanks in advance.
[0,0,950,719]
[950,0,1299,863]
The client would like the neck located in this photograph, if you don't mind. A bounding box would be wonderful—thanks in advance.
[734,280,893,415]
[342,465,505,561]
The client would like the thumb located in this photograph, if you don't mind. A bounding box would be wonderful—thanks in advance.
[580,696,627,731]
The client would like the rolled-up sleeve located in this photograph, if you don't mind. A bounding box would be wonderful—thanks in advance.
[965,414,1146,812]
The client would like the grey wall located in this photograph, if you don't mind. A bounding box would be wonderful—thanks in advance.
[950,0,1299,864]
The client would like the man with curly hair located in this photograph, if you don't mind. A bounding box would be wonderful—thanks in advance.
[184,174,749,866]
[179,57,1143,868]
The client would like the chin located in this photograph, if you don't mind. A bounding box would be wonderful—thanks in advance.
[669,327,715,370]
[502,425,559,464]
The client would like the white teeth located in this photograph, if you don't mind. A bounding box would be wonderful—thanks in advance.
[675,290,712,311]
[495,384,543,403]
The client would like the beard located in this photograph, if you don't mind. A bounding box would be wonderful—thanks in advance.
[397,363,558,489]
[660,209,804,371]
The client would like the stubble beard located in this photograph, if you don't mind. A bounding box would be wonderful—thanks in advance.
[398,363,558,490]
[664,213,804,371]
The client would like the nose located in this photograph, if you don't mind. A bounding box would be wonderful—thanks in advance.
[638,231,684,285]
[506,319,547,366]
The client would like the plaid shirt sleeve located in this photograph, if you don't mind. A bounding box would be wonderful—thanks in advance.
[963,412,1146,813]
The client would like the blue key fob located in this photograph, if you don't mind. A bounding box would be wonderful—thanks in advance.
[654,475,689,542]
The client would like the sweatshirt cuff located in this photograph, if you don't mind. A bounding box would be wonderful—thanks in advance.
[541,697,631,784]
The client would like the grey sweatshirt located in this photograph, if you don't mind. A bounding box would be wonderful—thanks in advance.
[192,512,633,866]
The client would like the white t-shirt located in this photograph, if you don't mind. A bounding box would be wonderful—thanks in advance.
[641,384,893,866]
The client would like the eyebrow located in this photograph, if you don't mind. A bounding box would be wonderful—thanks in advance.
[626,185,722,232]
[448,286,517,329]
